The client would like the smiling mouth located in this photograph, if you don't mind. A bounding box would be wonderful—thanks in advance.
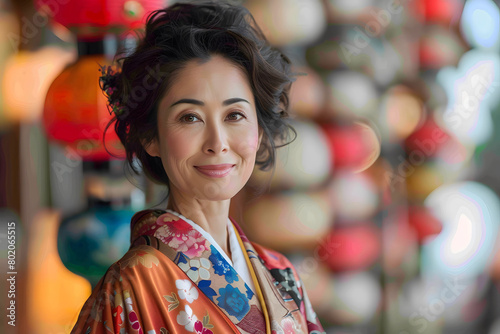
[194,164,235,178]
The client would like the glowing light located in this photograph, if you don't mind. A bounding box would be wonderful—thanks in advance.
[449,212,473,255]
[460,0,500,50]
[421,182,500,278]
[437,49,500,145]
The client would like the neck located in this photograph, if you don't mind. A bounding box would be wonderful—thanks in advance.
[166,190,232,260]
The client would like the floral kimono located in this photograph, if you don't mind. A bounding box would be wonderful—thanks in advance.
[71,209,325,334]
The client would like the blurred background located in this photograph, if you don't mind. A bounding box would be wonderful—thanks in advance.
[2,0,500,333]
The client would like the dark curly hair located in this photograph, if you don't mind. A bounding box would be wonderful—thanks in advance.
[102,0,296,191]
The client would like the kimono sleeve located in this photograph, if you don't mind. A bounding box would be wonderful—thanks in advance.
[253,243,326,333]
[70,262,144,334]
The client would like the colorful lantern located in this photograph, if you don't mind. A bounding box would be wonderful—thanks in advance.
[318,223,381,272]
[43,54,124,161]
[414,0,465,25]
[249,120,332,191]
[327,170,379,221]
[419,25,467,69]
[326,70,379,119]
[242,188,333,251]
[36,0,166,38]
[408,205,443,243]
[289,66,326,119]
[320,121,380,172]
[1,47,76,123]
[244,0,326,46]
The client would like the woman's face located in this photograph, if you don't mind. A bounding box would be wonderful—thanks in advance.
[145,55,263,202]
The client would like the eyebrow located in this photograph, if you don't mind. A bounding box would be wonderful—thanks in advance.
[169,98,250,108]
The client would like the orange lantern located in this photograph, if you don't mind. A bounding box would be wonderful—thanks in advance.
[43,53,123,161]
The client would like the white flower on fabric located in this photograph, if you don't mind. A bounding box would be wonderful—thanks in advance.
[176,279,199,303]
[177,305,198,332]
[178,258,211,282]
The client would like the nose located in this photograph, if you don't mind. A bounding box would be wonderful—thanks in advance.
[202,120,229,154]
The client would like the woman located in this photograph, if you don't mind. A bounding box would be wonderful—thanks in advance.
[71,1,325,333]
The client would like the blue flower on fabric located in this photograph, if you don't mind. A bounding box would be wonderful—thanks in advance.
[175,252,189,265]
[209,245,239,283]
[245,284,254,300]
[217,284,250,321]
[198,280,217,302]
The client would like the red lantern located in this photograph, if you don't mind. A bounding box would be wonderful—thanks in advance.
[408,205,443,243]
[318,223,381,272]
[43,55,123,161]
[404,118,451,158]
[413,0,464,25]
[320,121,380,172]
[36,0,166,37]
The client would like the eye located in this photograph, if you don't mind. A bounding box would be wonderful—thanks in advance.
[180,113,200,123]
[226,112,246,121]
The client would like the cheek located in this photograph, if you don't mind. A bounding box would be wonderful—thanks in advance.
[163,132,192,158]
[237,129,261,158]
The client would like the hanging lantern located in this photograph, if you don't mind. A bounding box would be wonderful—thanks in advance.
[318,223,381,272]
[320,121,380,172]
[1,47,76,123]
[43,47,123,161]
[36,0,167,38]
[408,205,443,243]
[244,0,326,46]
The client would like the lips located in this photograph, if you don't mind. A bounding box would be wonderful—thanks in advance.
[194,164,235,178]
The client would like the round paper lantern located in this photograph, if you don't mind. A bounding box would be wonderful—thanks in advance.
[408,205,443,243]
[327,170,379,221]
[330,271,381,324]
[419,25,467,69]
[318,223,381,272]
[36,0,166,37]
[249,120,332,191]
[460,0,500,50]
[1,47,76,123]
[422,181,500,279]
[27,210,92,333]
[326,70,378,119]
[405,117,451,158]
[320,121,380,172]
[58,207,134,285]
[379,85,425,142]
[242,189,333,251]
[414,0,465,25]
[244,0,327,46]
[405,163,445,202]
[289,66,326,119]
[436,49,500,146]
[43,55,124,161]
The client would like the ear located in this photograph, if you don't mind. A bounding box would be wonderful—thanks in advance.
[142,138,160,157]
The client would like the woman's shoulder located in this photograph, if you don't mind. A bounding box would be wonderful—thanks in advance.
[249,241,303,283]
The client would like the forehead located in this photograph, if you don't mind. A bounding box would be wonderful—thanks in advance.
[160,55,254,104]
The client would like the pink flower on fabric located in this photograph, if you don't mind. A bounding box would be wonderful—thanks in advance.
[281,318,300,334]
[154,214,209,257]
[194,320,214,334]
